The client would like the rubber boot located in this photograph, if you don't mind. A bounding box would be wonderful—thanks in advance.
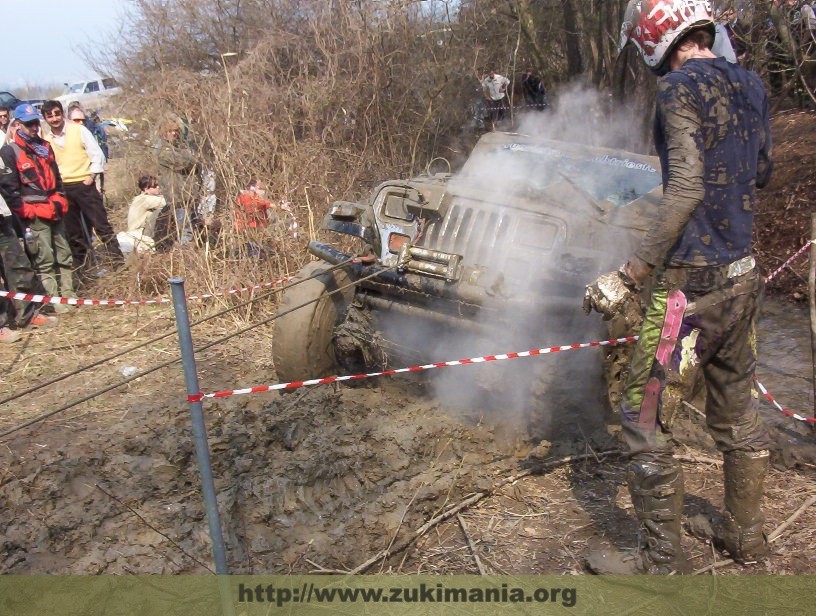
[718,449,769,563]
[586,459,687,574]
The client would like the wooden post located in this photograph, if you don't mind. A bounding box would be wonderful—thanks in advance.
[810,214,816,418]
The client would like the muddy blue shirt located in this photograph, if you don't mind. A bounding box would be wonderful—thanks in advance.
[636,57,772,268]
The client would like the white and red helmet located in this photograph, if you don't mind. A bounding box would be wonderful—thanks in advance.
[619,0,715,73]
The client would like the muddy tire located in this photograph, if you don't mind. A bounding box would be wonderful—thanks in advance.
[272,261,356,383]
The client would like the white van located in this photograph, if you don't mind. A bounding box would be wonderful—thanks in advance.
[56,77,122,110]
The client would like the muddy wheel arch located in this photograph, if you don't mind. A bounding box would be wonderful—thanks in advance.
[272,261,356,383]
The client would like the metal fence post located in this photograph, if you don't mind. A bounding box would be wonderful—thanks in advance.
[810,216,816,418]
[169,278,229,574]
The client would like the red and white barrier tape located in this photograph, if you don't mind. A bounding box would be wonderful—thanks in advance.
[0,277,290,307]
[186,277,290,301]
[483,102,549,111]
[764,239,815,283]
[754,377,816,424]
[188,333,815,427]
[188,336,639,401]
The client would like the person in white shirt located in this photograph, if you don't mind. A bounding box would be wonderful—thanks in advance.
[712,22,738,63]
[481,69,510,129]
[116,175,167,255]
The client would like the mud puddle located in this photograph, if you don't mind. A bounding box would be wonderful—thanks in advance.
[755,298,816,467]
[0,382,523,574]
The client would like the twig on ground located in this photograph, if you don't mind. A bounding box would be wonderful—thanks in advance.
[349,450,622,574]
[693,492,816,575]
[682,400,707,419]
[350,492,485,575]
[561,522,594,541]
[305,558,350,575]
[768,493,816,542]
[378,488,420,574]
[501,510,549,518]
[693,558,734,575]
[676,453,722,467]
[456,513,486,575]
[93,483,214,573]
[478,553,510,575]
[576,423,601,464]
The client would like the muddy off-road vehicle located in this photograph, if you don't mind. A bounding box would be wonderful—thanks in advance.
[273,131,668,408]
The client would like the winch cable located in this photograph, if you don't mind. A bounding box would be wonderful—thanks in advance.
[0,263,398,441]
[0,258,357,407]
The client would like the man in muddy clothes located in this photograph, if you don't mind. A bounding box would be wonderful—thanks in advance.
[583,0,773,574]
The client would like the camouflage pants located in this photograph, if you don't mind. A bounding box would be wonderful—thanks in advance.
[25,217,74,298]
[620,265,772,464]
[0,216,38,328]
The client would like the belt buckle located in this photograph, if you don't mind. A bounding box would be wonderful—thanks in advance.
[726,256,755,279]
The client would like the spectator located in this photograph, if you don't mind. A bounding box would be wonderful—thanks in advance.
[116,175,167,255]
[65,102,109,160]
[481,69,510,128]
[0,214,59,342]
[521,69,548,110]
[801,1,816,50]
[235,178,274,231]
[41,100,123,273]
[729,19,751,64]
[712,22,738,63]
[1,117,26,238]
[0,107,9,142]
[1,150,58,340]
[711,7,740,63]
[4,119,20,145]
[234,178,293,257]
[0,104,74,314]
[154,119,199,246]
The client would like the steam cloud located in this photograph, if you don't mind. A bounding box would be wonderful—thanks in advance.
[375,84,654,446]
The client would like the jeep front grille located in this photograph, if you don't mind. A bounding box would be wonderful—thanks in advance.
[418,199,563,283]
[421,203,515,267]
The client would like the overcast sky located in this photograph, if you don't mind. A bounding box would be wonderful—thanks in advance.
[1,0,129,90]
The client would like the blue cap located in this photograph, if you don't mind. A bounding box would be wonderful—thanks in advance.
[13,104,41,122]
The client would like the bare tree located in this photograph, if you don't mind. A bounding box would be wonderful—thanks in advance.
[79,0,797,292]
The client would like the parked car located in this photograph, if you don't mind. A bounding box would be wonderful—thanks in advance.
[0,91,45,112]
[56,77,122,110]
[0,91,22,109]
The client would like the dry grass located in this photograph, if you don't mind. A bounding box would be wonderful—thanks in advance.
[403,453,816,575]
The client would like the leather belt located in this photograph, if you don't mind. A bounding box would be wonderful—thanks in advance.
[659,256,759,316]
[684,273,760,316]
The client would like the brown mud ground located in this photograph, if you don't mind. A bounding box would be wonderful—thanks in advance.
[1,111,815,576]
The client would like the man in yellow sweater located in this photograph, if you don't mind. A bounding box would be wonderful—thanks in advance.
[41,100,123,273]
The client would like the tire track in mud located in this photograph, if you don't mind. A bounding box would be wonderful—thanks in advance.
[0,383,518,574]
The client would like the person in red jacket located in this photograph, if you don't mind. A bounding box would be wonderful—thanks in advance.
[0,104,74,309]
[234,178,294,257]
[234,178,273,232]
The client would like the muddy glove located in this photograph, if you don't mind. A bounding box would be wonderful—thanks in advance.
[583,266,641,320]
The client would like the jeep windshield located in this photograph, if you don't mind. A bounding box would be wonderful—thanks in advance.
[456,142,662,208]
